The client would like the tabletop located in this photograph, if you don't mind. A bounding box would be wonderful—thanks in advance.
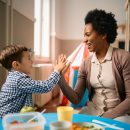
[0,113,130,130]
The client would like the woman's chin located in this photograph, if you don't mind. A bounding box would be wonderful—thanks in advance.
[88,48,94,52]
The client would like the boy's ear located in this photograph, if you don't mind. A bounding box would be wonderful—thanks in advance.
[12,61,20,69]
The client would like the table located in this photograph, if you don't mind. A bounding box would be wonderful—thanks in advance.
[0,113,130,130]
[43,113,130,130]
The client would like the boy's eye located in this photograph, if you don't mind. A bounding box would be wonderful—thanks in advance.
[27,54,32,60]
[30,51,34,58]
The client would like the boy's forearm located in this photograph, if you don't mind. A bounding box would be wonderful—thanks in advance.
[43,71,61,92]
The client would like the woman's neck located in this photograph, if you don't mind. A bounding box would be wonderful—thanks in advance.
[96,43,109,63]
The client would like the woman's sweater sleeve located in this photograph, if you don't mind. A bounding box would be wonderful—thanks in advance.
[103,51,130,118]
[58,60,87,104]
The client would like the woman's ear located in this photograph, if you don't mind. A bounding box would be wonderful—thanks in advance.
[102,34,107,39]
[12,61,20,70]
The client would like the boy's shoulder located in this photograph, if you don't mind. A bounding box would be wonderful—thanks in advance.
[1,71,27,90]
[7,70,28,80]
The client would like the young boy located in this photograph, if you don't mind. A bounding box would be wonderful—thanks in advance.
[0,44,66,118]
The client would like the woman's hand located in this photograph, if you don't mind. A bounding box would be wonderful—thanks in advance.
[61,61,71,74]
[54,54,67,73]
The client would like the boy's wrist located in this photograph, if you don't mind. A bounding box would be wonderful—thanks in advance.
[54,69,61,74]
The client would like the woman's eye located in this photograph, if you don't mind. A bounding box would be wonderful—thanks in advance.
[85,33,90,37]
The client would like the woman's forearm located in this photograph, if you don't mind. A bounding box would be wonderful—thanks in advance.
[58,76,82,104]
[102,98,130,118]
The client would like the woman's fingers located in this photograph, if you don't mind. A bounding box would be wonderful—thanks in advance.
[58,54,67,62]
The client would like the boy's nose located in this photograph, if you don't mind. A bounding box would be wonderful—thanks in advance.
[31,60,33,64]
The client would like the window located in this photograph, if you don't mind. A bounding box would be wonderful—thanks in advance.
[119,41,125,49]
[34,0,50,58]
[125,0,130,51]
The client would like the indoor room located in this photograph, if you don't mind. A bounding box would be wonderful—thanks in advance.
[0,0,130,129]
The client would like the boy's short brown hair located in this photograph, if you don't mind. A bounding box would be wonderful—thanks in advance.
[0,44,30,70]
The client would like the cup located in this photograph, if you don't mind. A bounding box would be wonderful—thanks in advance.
[50,121,72,130]
[57,106,73,122]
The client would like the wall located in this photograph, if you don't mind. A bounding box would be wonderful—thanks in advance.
[50,35,61,61]
[0,1,6,49]
[0,0,127,86]
[0,0,34,87]
[13,0,34,21]
[56,0,125,40]
[7,0,125,58]
[60,39,82,57]
[13,10,34,49]
[0,1,7,86]
[53,0,126,56]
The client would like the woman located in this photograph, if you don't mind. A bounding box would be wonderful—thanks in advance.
[58,9,130,123]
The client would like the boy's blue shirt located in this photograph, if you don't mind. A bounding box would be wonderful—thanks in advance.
[0,70,60,118]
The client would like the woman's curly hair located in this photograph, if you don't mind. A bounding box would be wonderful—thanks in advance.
[84,9,117,44]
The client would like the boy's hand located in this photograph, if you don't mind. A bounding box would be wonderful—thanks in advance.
[54,54,67,73]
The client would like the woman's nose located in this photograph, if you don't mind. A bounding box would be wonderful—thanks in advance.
[83,35,88,41]
[83,37,88,43]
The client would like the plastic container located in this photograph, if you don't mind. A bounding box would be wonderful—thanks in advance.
[3,112,46,130]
